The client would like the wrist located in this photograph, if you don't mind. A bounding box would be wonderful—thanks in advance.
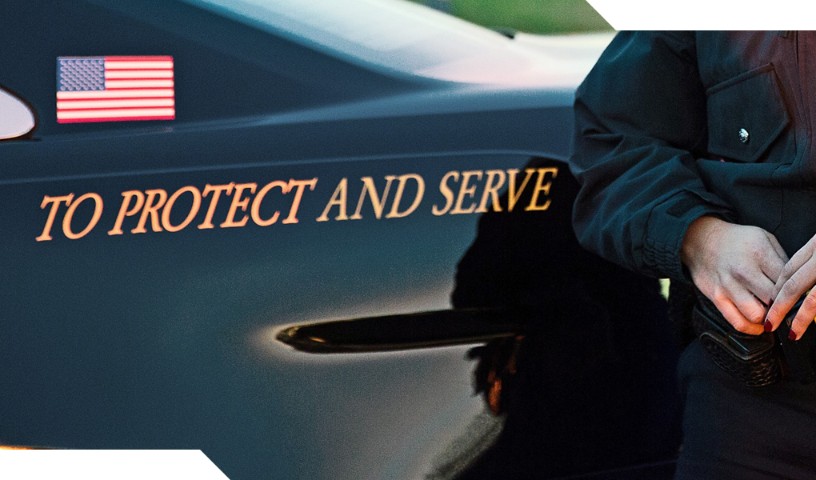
[681,216,728,269]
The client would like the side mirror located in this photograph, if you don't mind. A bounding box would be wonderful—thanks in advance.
[0,87,36,140]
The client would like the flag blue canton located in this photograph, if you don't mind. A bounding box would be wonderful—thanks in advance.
[58,57,105,92]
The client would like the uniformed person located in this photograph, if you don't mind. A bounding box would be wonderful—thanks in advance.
[570,31,816,479]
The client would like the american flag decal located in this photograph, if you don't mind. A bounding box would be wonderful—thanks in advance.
[56,56,175,124]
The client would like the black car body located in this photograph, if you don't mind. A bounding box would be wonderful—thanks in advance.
[0,1,680,478]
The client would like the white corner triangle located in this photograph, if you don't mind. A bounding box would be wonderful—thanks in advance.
[0,450,230,480]
[584,0,816,30]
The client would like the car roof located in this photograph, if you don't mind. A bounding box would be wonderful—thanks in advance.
[182,0,608,86]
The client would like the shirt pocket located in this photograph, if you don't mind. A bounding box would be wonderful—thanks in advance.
[706,64,790,163]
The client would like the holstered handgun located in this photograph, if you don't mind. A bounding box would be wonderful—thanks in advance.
[692,293,780,387]
[693,293,816,387]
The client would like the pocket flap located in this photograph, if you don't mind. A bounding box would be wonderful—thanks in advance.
[706,65,789,162]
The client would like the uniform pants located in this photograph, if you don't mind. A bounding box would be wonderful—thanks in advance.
[676,340,816,479]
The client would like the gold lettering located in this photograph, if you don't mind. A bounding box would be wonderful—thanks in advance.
[386,173,425,219]
[132,189,168,234]
[162,186,202,232]
[221,183,257,228]
[108,190,145,236]
[283,178,317,224]
[198,183,234,230]
[351,176,394,220]
[525,167,557,211]
[251,180,286,227]
[451,170,482,215]
[507,168,535,212]
[36,170,455,242]
[432,171,457,216]
[476,169,507,213]
[316,178,349,222]
[36,194,74,242]
[63,192,103,240]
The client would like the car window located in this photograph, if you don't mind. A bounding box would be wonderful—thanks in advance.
[0,87,36,140]
[184,0,523,79]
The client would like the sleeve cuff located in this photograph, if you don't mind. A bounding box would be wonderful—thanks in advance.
[641,190,733,280]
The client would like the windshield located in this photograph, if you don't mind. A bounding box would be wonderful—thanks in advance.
[183,0,517,77]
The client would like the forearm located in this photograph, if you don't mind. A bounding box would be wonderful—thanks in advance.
[569,31,732,279]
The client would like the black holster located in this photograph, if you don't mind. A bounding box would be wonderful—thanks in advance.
[692,293,816,387]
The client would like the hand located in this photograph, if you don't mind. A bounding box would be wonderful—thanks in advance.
[681,216,788,335]
[766,234,816,340]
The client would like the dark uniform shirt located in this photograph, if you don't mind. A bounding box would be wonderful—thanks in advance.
[570,31,816,281]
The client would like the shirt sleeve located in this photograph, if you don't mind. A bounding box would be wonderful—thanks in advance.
[569,31,734,280]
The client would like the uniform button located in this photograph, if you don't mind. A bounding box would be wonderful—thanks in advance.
[738,128,750,144]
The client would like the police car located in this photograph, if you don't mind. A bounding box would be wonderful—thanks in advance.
[0,0,680,478]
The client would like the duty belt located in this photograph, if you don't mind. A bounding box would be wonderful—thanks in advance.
[692,293,816,388]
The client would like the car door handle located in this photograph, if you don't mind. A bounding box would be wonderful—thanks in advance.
[276,308,523,354]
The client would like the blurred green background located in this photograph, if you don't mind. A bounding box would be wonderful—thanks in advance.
[408,0,611,33]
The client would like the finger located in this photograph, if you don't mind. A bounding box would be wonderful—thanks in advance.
[756,233,789,289]
[774,240,815,292]
[768,261,816,331]
[715,295,765,335]
[741,269,780,311]
[767,293,799,332]
[790,290,816,340]
[729,287,769,325]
